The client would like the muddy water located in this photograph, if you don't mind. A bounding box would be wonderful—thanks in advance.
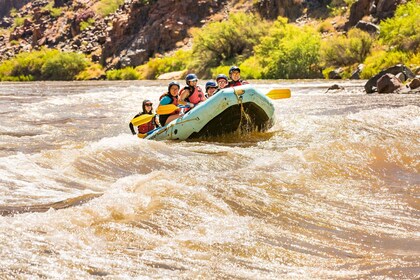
[0,80,419,279]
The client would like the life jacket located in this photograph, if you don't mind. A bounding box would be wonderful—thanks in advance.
[137,116,156,134]
[228,80,248,87]
[180,86,205,105]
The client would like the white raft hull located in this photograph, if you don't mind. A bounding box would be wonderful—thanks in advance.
[146,85,275,141]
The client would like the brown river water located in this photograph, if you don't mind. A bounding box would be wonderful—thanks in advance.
[0,80,419,279]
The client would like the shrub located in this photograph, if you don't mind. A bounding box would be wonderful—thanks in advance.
[41,52,88,80]
[361,49,409,79]
[42,2,62,18]
[379,0,420,53]
[93,0,125,17]
[255,17,321,79]
[190,12,269,76]
[237,56,262,79]
[321,28,373,67]
[76,63,105,80]
[106,67,139,80]
[137,49,191,79]
[0,49,90,81]
[80,18,95,31]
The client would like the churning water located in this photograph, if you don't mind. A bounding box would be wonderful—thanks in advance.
[0,80,419,279]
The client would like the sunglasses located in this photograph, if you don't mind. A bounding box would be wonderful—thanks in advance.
[145,103,153,106]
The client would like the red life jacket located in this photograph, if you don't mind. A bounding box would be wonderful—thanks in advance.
[180,86,205,105]
[228,80,248,87]
[137,117,155,134]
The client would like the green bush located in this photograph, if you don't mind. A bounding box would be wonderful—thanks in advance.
[76,63,105,80]
[106,67,139,80]
[321,28,373,67]
[190,12,269,76]
[41,52,88,80]
[137,49,191,79]
[361,49,409,79]
[94,0,125,17]
[255,17,321,79]
[80,18,95,31]
[0,49,89,81]
[379,0,419,52]
[237,56,262,79]
[42,2,62,18]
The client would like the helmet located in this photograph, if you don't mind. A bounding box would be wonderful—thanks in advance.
[168,81,180,92]
[205,80,217,92]
[216,74,228,82]
[185,73,198,84]
[229,66,240,75]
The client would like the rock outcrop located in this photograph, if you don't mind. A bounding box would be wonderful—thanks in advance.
[365,64,416,93]
[0,0,411,72]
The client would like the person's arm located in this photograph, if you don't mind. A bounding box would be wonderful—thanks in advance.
[179,89,194,108]
[129,113,141,135]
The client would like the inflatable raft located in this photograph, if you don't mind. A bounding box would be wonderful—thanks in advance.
[146,84,275,141]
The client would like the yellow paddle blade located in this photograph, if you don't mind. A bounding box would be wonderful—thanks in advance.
[131,114,154,126]
[265,88,291,99]
[137,133,147,138]
[157,104,178,115]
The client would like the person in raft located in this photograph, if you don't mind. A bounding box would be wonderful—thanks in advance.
[179,73,206,112]
[129,99,160,135]
[215,74,229,91]
[158,81,182,126]
[204,80,218,98]
[228,66,249,87]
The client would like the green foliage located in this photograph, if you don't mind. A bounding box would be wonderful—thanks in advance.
[137,49,191,79]
[0,49,89,81]
[361,49,409,79]
[76,63,104,80]
[94,0,125,17]
[106,67,140,80]
[43,2,62,18]
[41,52,88,80]
[327,0,354,16]
[379,0,420,52]
[321,28,373,67]
[210,65,231,79]
[80,18,95,31]
[237,56,262,79]
[14,17,26,27]
[190,12,269,76]
[255,17,321,79]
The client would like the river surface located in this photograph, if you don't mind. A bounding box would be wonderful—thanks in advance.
[0,80,419,279]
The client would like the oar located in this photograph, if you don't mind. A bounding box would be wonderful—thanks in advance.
[265,88,291,99]
[156,104,189,115]
[234,88,291,99]
[131,114,154,126]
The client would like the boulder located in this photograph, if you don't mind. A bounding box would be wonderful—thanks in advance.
[328,68,343,79]
[355,20,379,34]
[350,64,364,80]
[376,73,403,93]
[364,64,415,93]
[408,78,420,90]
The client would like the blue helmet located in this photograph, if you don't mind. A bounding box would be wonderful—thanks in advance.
[205,80,217,92]
[168,81,180,92]
[185,73,198,85]
[216,74,228,82]
[229,66,240,76]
